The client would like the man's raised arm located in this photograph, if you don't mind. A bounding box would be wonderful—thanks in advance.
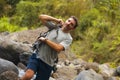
[39,14,63,25]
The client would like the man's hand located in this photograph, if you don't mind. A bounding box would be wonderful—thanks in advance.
[38,37,47,42]
[39,37,64,52]
[57,19,64,26]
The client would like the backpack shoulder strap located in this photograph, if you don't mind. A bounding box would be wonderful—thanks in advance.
[54,28,59,39]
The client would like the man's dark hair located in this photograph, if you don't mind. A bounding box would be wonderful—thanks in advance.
[70,16,78,29]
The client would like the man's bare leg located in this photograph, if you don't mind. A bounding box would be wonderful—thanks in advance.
[20,69,34,80]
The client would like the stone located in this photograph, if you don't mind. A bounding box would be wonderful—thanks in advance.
[0,58,18,74]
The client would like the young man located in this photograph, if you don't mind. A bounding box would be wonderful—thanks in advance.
[20,14,78,80]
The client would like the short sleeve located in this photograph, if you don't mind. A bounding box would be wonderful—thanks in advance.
[60,38,73,50]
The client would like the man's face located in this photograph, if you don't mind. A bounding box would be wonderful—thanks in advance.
[63,18,76,31]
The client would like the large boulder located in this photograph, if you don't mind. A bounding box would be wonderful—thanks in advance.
[55,66,77,80]
[75,69,104,80]
[99,63,115,79]
[0,27,46,65]
[0,58,18,74]
[0,38,31,65]
[1,27,47,43]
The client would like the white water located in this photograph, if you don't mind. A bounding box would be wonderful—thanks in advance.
[18,68,35,80]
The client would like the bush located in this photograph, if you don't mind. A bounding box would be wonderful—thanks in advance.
[13,1,41,28]
[0,16,27,32]
[71,7,119,64]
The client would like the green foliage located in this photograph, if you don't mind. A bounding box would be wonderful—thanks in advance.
[0,0,9,17]
[80,8,100,32]
[12,1,40,28]
[6,0,20,6]
[71,0,120,65]
[12,0,90,28]
[95,0,120,24]
[22,0,40,2]
[6,0,20,16]
[0,16,28,32]
[0,0,20,17]
[109,62,116,68]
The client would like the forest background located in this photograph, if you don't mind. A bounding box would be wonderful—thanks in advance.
[0,0,120,67]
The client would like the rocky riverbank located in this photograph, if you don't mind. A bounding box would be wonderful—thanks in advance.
[0,27,120,80]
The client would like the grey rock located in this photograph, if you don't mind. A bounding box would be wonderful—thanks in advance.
[0,58,18,74]
[113,66,120,76]
[0,38,31,65]
[75,69,104,80]
[0,71,18,80]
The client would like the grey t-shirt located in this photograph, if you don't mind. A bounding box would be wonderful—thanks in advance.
[36,21,73,66]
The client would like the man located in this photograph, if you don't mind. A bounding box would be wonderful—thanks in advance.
[20,14,78,80]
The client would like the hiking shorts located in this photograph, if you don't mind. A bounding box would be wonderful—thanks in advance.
[27,53,53,80]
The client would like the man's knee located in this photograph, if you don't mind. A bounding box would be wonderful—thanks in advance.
[21,69,34,80]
